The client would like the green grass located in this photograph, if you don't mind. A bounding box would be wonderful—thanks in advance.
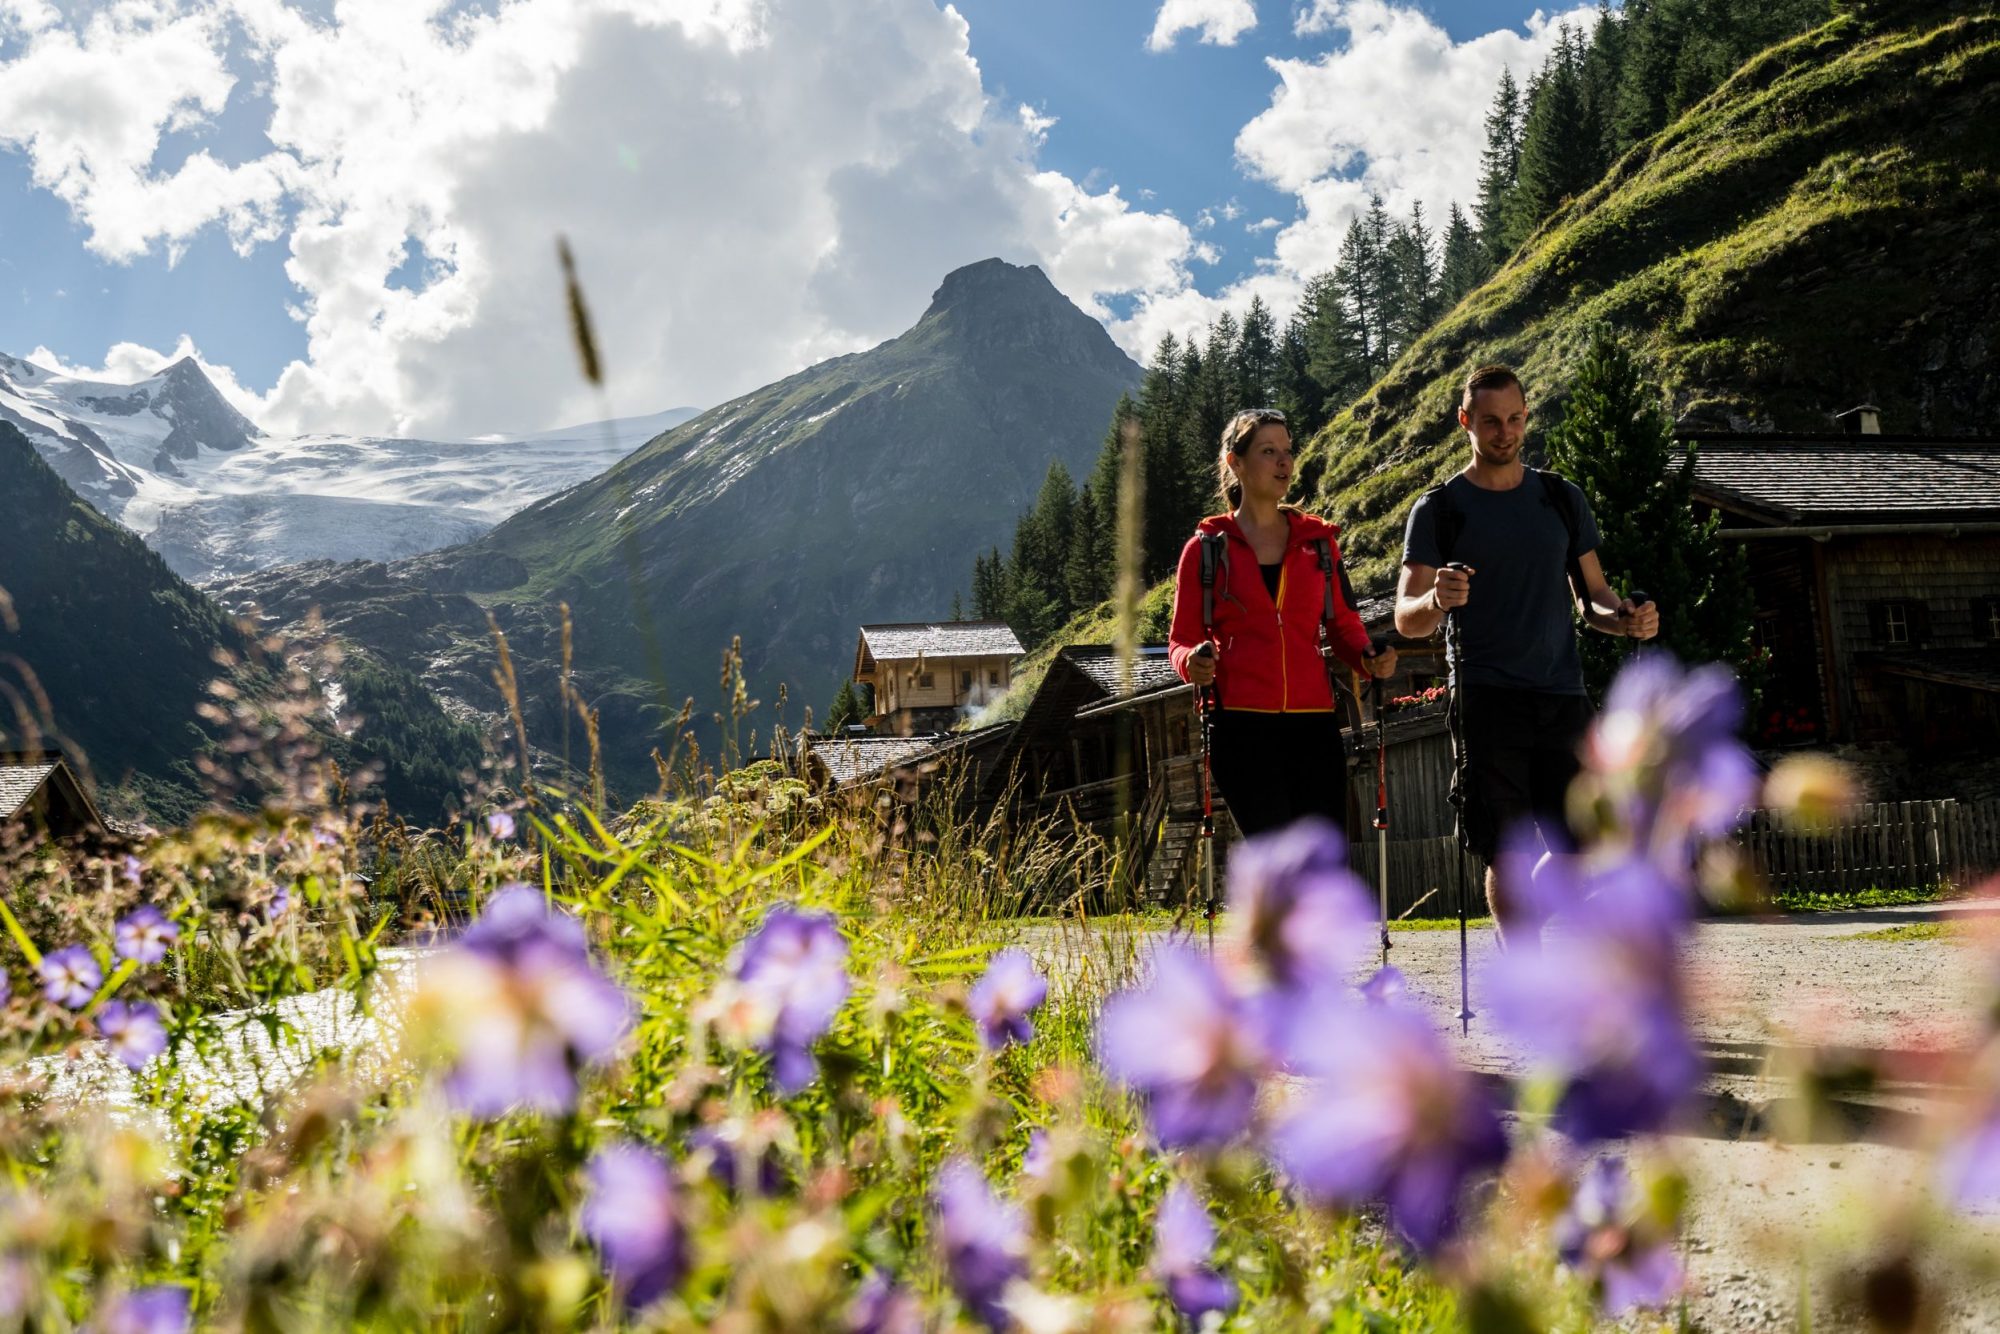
[1390,915,1496,931]
[1845,921,1960,942]
[1772,883,1955,913]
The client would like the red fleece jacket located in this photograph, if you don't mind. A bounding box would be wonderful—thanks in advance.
[1168,510,1374,712]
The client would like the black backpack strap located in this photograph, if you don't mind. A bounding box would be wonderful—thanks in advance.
[1534,469,1591,607]
[1424,481,1463,567]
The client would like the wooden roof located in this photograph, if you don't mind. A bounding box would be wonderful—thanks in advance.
[0,751,105,835]
[853,621,1025,680]
[1683,435,2000,526]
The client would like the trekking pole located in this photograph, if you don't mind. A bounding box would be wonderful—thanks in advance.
[1444,563,1474,1034]
[1622,589,1654,658]
[1368,639,1391,970]
[1193,642,1219,955]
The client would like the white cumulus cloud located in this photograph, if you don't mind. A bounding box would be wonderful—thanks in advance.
[1146,0,1257,52]
[1,0,1201,437]
[1109,0,1591,359]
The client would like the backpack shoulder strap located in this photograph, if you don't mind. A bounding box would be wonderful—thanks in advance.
[1197,531,1229,634]
[1533,469,1590,606]
[1423,479,1463,566]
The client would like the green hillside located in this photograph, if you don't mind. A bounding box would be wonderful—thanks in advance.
[1302,1,2000,589]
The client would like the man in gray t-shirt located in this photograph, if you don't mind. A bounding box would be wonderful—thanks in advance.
[1394,365,1660,945]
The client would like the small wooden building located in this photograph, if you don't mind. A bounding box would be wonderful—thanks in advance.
[852,622,1024,737]
[1686,426,2000,751]
[0,750,104,847]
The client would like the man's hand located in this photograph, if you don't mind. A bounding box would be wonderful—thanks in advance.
[1619,598,1660,641]
[1187,642,1217,686]
[1432,564,1472,611]
[1364,645,1399,679]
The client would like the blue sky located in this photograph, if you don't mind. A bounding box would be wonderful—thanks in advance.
[0,1,1587,435]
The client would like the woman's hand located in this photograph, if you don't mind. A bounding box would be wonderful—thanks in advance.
[1187,642,1218,687]
[1364,646,1398,679]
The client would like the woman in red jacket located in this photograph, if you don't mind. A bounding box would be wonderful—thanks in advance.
[1169,408,1396,838]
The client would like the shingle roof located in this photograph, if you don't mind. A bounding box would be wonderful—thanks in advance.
[1063,644,1181,699]
[0,759,58,821]
[1684,436,2000,525]
[859,622,1024,663]
[810,734,950,785]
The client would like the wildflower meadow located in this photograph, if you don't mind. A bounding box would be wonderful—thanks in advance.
[0,649,1995,1332]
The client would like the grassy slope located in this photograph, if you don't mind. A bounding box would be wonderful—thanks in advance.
[1303,3,2000,589]
[1022,2,2000,671]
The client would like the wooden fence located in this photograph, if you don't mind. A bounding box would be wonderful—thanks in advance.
[1735,797,2000,896]
[1350,798,2000,917]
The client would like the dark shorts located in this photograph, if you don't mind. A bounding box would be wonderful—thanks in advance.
[1209,709,1348,841]
[1449,685,1593,863]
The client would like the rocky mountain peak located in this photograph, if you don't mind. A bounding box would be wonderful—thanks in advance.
[912,257,1135,373]
[151,355,260,461]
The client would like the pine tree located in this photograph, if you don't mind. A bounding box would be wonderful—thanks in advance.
[1382,203,1439,357]
[1439,202,1485,306]
[1064,487,1109,613]
[1475,66,1524,266]
[1543,326,1755,697]
[971,547,1006,620]
[1234,296,1281,408]
[1334,217,1385,376]
[950,591,966,621]
[826,679,864,732]
[1506,27,1595,248]
[1579,0,1626,172]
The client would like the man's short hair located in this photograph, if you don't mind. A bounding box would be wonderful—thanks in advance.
[1461,364,1525,412]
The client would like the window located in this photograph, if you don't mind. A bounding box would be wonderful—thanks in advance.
[918,672,934,689]
[960,669,973,690]
[1870,599,1929,647]
[1884,602,1909,645]
[988,668,1001,686]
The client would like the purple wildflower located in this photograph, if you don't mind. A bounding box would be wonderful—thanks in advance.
[485,810,517,841]
[1360,965,1408,1005]
[968,948,1047,1049]
[847,1271,924,1334]
[40,945,101,1009]
[1020,1129,1053,1182]
[581,1141,685,1311]
[265,882,291,921]
[89,1286,190,1334]
[1098,945,1272,1148]
[1153,1183,1237,1319]
[931,1157,1027,1332]
[686,1123,785,1197]
[1585,655,1758,856]
[113,906,179,965]
[1484,855,1701,1143]
[1272,992,1507,1252]
[118,854,144,886]
[1228,817,1378,992]
[419,884,631,1116]
[1939,1100,2000,1210]
[98,1001,168,1071]
[732,905,852,1094]
[1554,1158,1684,1313]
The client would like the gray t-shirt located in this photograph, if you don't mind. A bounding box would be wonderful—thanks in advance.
[1402,472,1601,694]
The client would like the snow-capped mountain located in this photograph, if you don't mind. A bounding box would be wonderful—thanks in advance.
[0,350,697,582]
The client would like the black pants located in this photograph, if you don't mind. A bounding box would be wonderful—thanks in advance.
[1208,709,1347,840]
[1449,685,1593,863]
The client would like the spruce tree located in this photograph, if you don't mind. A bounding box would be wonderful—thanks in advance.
[1064,487,1109,613]
[1383,203,1439,357]
[1439,202,1485,306]
[1334,217,1384,376]
[1475,67,1524,266]
[826,679,863,732]
[1234,297,1281,408]
[1506,27,1595,249]
[1543,327,1755,697]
